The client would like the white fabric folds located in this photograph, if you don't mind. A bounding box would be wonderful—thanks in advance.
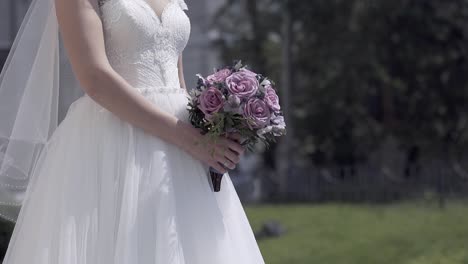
[0,0,84,222]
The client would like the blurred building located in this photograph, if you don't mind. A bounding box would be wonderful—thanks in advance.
[0,0,224,85]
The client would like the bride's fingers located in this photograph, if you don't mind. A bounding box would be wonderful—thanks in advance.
[209,160,227,174]
[228,132,242,142]
[212,151,235,170]
[217,156,236,170]
[215,145,240,164]
[223,149,240,164]
[221,138,244,155]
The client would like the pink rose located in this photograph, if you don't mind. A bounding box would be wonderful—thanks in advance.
[239,68,257,77]
[264,87,281,112]
[207,68,233,83]
[243,98,271,129]
[225,69,259,99]
[198,87,225,120]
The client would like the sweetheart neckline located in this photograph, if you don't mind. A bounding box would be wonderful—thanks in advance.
[136,0,176,25]
[99,0,177,25]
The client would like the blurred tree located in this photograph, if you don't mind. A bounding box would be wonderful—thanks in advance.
[213,0,468,170]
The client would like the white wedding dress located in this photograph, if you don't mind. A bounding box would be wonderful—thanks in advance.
[2,0,265,263]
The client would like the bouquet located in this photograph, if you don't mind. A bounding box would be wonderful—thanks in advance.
[187,60,286,192]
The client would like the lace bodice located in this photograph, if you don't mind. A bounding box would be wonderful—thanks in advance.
[98,0,190,92]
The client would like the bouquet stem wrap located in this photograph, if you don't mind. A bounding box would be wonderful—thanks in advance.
[209,168,224,192]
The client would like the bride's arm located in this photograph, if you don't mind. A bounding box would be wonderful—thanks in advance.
[55,0,243,172]
[177,55,187,89]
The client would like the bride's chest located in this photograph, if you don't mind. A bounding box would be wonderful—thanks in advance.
[99,0,191,51]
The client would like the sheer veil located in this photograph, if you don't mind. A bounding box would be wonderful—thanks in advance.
[0,0,84,222]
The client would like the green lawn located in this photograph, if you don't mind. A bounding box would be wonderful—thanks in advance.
[245,201,468,264]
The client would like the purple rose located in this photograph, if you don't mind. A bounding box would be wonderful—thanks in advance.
[225,69,259,99]
[207,68,233,83]
[243,98,271,129]
[198,87,225,120]
[264,87,281,112]
[239,68,257,77]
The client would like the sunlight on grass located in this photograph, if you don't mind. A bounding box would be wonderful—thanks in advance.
[245,201,468,264]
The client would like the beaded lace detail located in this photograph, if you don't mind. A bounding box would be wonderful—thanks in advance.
[136,86,189,96]
[98,0,191,95]
[99,0,188,10]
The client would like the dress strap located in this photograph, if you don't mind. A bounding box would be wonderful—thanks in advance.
[98,0,110,7]
[177,0,188,10]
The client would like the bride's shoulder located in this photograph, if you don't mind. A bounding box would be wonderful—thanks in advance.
[176,0,189,11]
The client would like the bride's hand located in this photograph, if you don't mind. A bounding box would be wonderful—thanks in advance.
[183,127,245,174]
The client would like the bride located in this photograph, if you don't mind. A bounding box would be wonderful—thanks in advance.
[0,0,266,263]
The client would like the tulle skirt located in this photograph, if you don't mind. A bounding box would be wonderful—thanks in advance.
[2,87,265,264]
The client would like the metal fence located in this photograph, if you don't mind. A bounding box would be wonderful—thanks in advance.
[276,158,468,205]
[230,154,468,204]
